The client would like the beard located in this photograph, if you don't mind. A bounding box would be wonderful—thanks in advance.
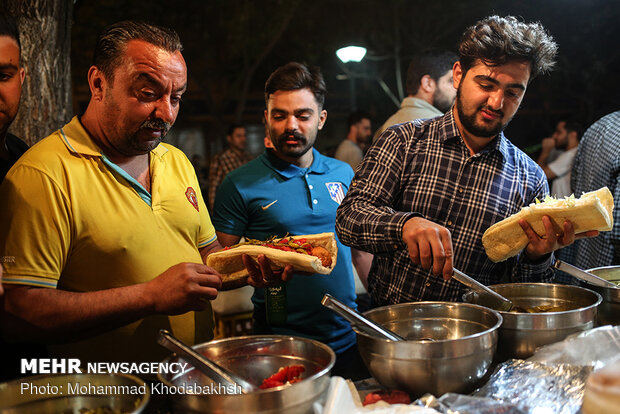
[455,87,512,138]
[555,137,568,150]
[130,118,171,152]
[269,129,316,159]
[115,118,171,155]
[356,131,370,146]
[433,88,454,113]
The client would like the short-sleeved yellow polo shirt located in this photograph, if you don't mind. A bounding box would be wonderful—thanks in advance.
[0,116,217,364]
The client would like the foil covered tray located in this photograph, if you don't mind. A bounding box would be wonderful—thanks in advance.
[473,360,592,413]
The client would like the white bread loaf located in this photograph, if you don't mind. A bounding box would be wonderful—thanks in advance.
[482,187,614,263]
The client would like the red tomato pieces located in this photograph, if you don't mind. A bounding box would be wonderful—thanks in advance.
[259,365,306,389]
[262,243,294,252]
[362,390,411,406]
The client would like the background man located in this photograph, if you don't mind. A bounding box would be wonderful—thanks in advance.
[559,111,620,270]
[0,10,42,382]
[0,11,27,182]
[334,110,372,170]
[375,51,458,137]
[207,124,253,211]
[0,20,228,367]
[536,120,582,198]
[213,62,373,379]
[336,16,596,306]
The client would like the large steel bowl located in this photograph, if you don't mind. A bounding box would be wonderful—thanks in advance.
[354,302,502,397]
[0,373,149,413]
[586,266,620,326]
[463,283,602,361]
[158,335,335,414]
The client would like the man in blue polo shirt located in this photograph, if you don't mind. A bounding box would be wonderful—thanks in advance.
[213,62,373,379]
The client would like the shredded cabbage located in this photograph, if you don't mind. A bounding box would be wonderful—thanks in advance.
[530,193,579,208]
[564,194,577,207]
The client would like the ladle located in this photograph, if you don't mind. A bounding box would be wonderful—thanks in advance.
[158,329,256,393]
[452,268,515,312]
[321,294,404,341]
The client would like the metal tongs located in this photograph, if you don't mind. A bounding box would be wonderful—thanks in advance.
[321,294,404,341]
[452,268,515,311]
[157,329,256,393]
[553,260,619,289]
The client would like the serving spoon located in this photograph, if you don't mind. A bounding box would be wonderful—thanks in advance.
[452,268,515,312]
[321,294,405,341]
[553,260,619,289]
[158,329,256,393]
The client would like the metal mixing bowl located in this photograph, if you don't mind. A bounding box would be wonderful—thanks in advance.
[586,266,620,326]
[354,302,502,397]
[463,283,602,361]
[0,373,149,413]
[158,335,335,414]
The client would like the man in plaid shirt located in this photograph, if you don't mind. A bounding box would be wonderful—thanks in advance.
[336,16,599,304]
[207,124,253,211]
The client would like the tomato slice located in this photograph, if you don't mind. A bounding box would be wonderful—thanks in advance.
[259,365,306,389]
[362,390,411,406]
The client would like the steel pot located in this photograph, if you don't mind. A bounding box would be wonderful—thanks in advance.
[158,335,335,414]
[463,283,602,361]
[0,373,149,413]
[355,302,502,397]
[586,266,620,326]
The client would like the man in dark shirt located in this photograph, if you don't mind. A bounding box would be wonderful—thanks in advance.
[0,10,33,382]
[0,11,28,182]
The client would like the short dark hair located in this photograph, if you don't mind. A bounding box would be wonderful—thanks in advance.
[458,15,557,81]
[0,10,21,53]
[406,51,458,95]
[227,123,245,136]
[93,20,183,82]
[347,110,372,130]
[264,62,327,109]
[563,121,583,140]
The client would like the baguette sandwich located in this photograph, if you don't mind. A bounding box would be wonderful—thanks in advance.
[482,187,614,263]
[207,232,338,290]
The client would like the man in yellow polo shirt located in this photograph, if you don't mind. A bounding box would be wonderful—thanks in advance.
[0,21,286,373]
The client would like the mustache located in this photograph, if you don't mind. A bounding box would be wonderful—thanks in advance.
[278,130,306,143]
[480,105,504,118]
[141,119,171,134]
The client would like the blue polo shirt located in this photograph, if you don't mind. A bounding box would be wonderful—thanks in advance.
[213,148,357,354]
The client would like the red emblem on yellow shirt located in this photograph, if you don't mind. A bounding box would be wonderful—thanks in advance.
[185,187,199,211]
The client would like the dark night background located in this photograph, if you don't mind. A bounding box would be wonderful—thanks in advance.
[70,0,620,158]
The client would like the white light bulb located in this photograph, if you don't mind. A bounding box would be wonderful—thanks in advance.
[336,46,367,63]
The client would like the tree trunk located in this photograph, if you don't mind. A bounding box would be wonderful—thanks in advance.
[6,0,73,145]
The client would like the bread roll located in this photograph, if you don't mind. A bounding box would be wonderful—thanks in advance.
[207,232,338,290]
[482,187,614,262]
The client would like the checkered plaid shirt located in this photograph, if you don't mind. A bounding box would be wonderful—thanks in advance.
[336,110,555,304]
[208,148,253,211]
[559,111,620,269]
